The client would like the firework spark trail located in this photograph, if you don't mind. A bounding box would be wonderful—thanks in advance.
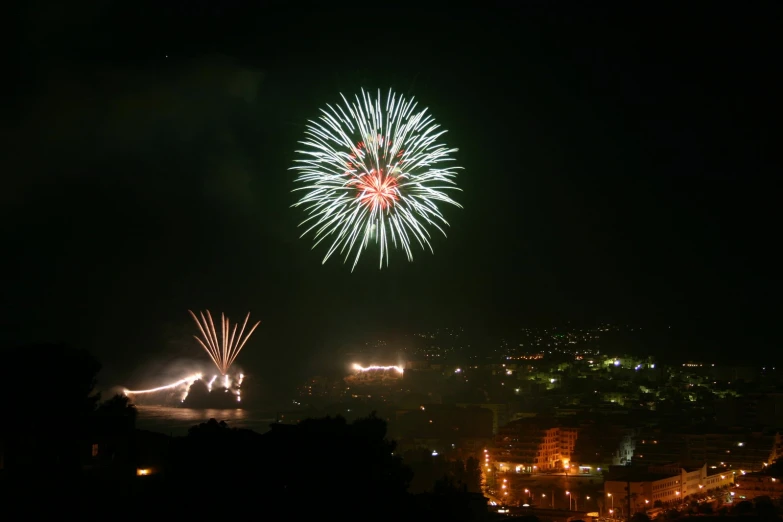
[189,310,260,375]
[291,88,462,270]
[124,373,203,395]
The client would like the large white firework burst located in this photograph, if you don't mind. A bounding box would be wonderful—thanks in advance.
[291,88,462,271]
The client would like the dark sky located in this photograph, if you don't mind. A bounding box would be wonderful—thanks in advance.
[3,2,779,392]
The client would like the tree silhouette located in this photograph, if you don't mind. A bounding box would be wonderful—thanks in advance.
[754,496,777,520]
[732,500,753,515]
[89,393,138,477]
[630,512,651,522]
[168,413,413,521]
[187,417,229,436]
[96,393,137,429]
[0,343,101,473]
[416,474,484,522]
[465,456,481,492]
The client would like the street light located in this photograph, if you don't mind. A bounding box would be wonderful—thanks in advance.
[567,491,572,510]
[608,493,614,511]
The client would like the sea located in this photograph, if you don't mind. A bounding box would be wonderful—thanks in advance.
[136,405,277,436]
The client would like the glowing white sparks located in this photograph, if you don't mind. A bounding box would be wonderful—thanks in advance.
[189,310,260,376]
[352,363,404,374]
[124,369,245,405]
[124,373,203,396]
[291,88,462,271]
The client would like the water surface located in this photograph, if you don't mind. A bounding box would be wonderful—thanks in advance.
[136,405,275,435]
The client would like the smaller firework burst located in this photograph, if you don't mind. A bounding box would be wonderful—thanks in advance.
[189,310,260,376]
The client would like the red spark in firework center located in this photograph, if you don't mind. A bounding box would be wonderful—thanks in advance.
[345,137,404,211]
[350,170,399,210]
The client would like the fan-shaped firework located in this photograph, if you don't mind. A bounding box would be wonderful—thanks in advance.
[291,88,462,270]
[188,310,260,375]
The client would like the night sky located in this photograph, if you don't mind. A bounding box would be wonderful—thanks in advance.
[4,2,779,393]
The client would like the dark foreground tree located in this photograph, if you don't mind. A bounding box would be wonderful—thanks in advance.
[96,393,137,429]
[165,413,413,521]
[465,456,482,492]
[0,343,101,474]
[630,512,651,522]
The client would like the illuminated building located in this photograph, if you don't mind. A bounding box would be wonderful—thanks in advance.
[571,423,637,473]
[770,432,783,463]
[491,419,578,472]
[734,472,783,500]
[605,463,734,515]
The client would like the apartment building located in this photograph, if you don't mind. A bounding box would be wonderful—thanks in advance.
[491,418,577,472]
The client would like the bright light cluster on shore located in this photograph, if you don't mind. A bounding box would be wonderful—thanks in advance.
[352,363,404,374]
[124,373,203,400]
[124,372,245,403]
